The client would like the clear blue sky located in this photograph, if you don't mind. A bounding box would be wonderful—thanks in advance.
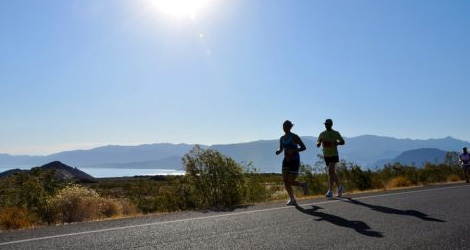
[1,0,469,155]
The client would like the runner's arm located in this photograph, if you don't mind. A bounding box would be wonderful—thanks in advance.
[276,138,284,155]
[336,133,345,146]
[294,135,307,152]
[316,135,322,148]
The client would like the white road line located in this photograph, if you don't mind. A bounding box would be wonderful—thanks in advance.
[1,184,468,246]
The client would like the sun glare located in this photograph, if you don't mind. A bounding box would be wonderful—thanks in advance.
[149,0,211,19]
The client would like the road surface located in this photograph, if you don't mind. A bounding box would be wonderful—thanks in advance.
[1,183,469,249]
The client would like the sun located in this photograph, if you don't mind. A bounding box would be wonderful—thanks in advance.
[149,0,211,19]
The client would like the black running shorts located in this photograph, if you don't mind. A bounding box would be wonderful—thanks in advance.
[324,156,339,166]
[282,158,300,175]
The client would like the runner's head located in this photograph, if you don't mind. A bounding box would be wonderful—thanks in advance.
[283,120,293,132]
[463,147,468,153]
[324,119,333,130]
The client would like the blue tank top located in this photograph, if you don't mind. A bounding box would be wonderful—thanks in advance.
[281,133,300,160]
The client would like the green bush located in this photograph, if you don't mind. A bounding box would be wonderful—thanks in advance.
[0,168,63,225]
[243,163,271,203]
[299,163,328,195]
[348,165,373,191]
[181,146,247,209]
[128,179,161,213]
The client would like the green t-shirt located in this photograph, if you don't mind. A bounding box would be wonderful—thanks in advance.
[318,130,343,157]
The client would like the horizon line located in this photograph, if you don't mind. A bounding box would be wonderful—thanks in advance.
[1,134,468,157]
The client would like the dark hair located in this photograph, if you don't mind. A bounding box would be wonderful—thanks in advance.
[283,120,293,128]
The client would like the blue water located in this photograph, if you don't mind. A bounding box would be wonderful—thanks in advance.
[0,167,185,178]
[79,168,186,178]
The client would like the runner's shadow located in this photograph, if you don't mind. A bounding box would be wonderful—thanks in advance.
[342,198,445,222]
[295,205,383,238]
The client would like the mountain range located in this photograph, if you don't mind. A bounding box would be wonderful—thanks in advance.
[0,135,468,173]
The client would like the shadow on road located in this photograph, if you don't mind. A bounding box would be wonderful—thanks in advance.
[295,205,383,238]
[200,204,254,213]
[341,198,446,222]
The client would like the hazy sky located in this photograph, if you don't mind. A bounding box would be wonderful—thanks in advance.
[1,0,469,155]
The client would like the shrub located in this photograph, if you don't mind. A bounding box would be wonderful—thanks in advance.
[182,146,247,209]
[269,190,289,201]
[299,164,328,195]
[446,174,460,182]
[119,199,139,216]
[100,198,121,217]
[128,179,162,213]
[419,163,463,184]
[386,176,411,189]
[51,184,101,223]
[346,165,373,191]
[2,169,64,225]
[0,207,36,230]
[243,164,271,203]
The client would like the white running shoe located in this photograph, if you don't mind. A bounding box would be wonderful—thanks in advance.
[301,182,309,195]
[337,185,344,197]
[325,190,333,198]
[286,199,297,206]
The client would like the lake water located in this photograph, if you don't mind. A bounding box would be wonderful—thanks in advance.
[0,167,185,178]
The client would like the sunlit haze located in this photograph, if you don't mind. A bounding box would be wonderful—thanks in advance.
[1,0,469,155]
[148,0,212,19]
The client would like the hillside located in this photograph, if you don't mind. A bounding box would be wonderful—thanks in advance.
[0,161,94,181]
[341,135,465,167]
[373,148,449,167]
[0,168,29,178]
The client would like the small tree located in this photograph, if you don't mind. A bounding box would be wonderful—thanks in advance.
[7,168,63,225]
[181,146,246,208]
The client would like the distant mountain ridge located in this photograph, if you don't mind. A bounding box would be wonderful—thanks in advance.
[374,148,449,167]
[0,136,468,173]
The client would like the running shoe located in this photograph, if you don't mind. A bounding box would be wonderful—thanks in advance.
[301,182,309,195]
[325,190,333,198]
[337,185,344,197]
[286,199,297,206]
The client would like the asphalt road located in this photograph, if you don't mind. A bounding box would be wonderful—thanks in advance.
[1,183,469,250]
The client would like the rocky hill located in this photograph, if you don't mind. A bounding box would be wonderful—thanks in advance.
[0,161,94,181]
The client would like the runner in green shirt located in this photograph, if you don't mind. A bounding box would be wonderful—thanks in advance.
[317,119,345,197]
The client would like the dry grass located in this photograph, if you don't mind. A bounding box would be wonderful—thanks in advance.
[116,199,140,217]
[446,174,461,182]
[0,207,36,230]
[385,176,412,189]
[269,190,289,201]
[49,184,138,224]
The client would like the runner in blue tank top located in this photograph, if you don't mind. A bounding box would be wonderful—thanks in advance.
[276,120,309,205]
